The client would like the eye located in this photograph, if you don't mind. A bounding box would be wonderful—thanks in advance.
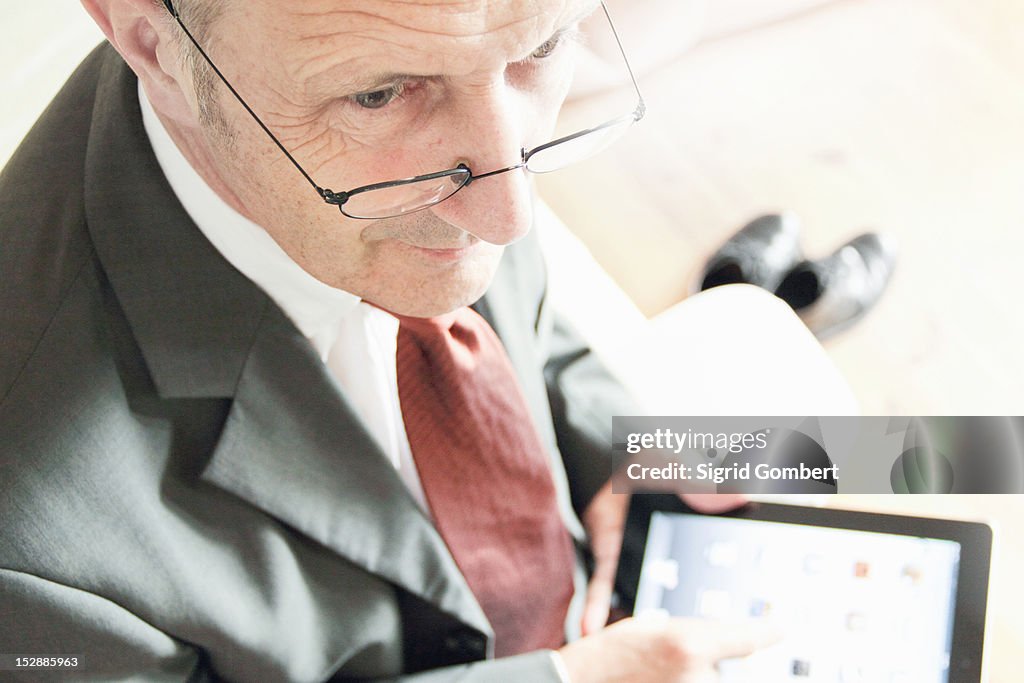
[531,33,564,60]
[351,84,404,110]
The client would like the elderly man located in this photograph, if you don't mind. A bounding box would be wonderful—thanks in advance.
[0,0,775,680]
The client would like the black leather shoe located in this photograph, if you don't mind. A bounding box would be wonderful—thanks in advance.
[774,233,897,338]
[698,213,804,293]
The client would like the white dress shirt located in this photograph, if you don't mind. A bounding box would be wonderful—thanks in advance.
[138,85,429,512]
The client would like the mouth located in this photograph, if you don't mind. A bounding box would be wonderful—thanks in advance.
[395,237,481,263]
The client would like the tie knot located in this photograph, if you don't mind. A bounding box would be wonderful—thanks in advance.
[398,309,488,363]
[366,303,489,356]
[377,305,485,338]
[394,309,461,334]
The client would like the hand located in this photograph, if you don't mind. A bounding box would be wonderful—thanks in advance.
[559,615,781,683]
[579,483,748,635]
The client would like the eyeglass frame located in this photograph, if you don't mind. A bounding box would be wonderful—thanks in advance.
[161,0,646,219]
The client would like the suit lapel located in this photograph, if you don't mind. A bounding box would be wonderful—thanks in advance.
[201,305,490,633]
[82,45,489,634]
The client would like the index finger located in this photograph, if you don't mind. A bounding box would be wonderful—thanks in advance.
[673,619,783,661]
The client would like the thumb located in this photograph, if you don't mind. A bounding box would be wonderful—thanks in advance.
[581,565,610,634]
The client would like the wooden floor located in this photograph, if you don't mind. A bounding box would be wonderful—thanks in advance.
[538,0,1024,415]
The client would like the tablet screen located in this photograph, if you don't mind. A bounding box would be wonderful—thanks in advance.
[635,511,962,682]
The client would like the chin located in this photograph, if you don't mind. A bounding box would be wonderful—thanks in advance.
[398,277,493,318]
[373,247,503,318]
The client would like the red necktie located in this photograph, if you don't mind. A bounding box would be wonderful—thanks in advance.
[394,307,575,657]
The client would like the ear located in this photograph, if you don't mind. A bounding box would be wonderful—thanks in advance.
[80,0,199,125]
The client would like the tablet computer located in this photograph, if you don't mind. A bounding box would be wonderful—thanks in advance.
[614,495,993,682]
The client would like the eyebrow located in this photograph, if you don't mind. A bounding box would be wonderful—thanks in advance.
[310,1,603,98]
[341,71,411,96]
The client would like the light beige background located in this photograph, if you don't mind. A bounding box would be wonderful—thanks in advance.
[541,0,1024,415]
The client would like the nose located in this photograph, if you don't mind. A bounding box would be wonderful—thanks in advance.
[429,79,536,246]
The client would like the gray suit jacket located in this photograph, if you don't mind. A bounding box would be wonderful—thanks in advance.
[0,45,636,682]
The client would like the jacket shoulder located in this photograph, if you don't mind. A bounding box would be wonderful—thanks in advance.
[0,44,114,398]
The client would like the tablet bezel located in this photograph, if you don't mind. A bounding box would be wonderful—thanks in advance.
[613,494,993,682]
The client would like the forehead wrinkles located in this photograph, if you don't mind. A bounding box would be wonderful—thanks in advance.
[258,0,571,88]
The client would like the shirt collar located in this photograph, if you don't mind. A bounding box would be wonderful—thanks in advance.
[138,83,360,358]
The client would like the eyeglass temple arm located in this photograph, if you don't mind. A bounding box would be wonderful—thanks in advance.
[598,1,646,120]
[160,1,347,205]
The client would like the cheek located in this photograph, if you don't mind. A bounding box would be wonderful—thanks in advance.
[203,123,371,274]
[318,92,450,185]
[313,125,447,191]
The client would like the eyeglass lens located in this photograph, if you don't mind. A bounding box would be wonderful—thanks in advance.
[525,115,636,174]
[342,168,472,219]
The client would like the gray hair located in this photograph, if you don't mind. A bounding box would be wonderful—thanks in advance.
[156,0,233,136]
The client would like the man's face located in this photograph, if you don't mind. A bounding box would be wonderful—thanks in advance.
[183,0,594,316]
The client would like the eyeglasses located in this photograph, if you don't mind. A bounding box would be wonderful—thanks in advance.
[161,1,645,219]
